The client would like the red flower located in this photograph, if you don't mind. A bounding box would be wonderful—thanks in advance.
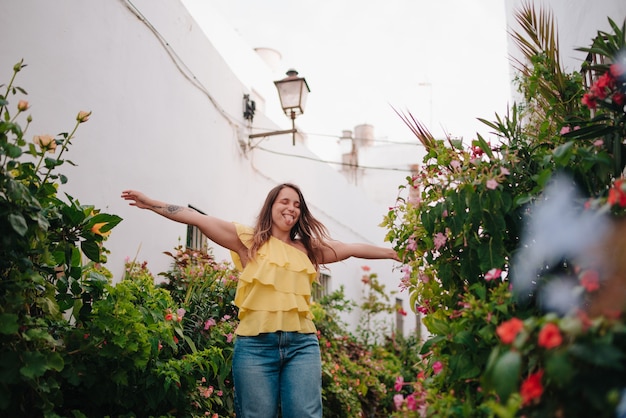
[580,269,600,292]
[538,323,563,349]
[165,313,173,321]
[496,318,524,344]
[582,93,597,109]
[613,92,626,107]
[593,72,615,99]
[520,370,544,406]
[608,179,626,207]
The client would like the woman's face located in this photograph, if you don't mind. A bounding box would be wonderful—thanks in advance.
[271,187,301,232]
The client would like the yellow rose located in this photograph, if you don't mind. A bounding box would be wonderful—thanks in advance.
[91,222,111,237]
[33,134,57,153]
[77,110,91,123]
[17,100,29,111]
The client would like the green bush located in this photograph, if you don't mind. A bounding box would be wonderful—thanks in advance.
[383,7,626,417]
[0,60,121,416]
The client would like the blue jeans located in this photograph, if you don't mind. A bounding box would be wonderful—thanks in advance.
[232,332,322,418]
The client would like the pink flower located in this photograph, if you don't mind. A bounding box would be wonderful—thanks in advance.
[399,275,411,292]
[176,308,186,322]
[222,314,232,321]
[560,126,571,135]
[361,265,371,272]
[416,305,429,315]
[394,375,405,392]
[204,318,216,330]
[432,361,443,375]
[393,394,404,410]
[225,333,234,343]
[485,268,502,281]
[433,232,447,250]
[401,265,411,280]
[500,167,510,176]
[594,139,604,147]
[486,179,498,190]
[407,236,417,251]
[406,393,418,411]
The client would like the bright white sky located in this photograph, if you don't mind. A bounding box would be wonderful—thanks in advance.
[209,0,513,160]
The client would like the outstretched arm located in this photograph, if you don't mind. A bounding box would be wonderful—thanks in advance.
[317,241,399,264]
[121,190,244,253]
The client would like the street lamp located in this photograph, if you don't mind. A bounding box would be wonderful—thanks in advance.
[248,69,310,146]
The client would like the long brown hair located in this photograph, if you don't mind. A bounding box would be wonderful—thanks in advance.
[250,183,331,269]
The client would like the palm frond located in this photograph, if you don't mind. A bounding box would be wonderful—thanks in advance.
[391,106,436,151]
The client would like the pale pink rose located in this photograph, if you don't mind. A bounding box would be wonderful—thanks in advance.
[33,134,57,153]
[17,100,29,111]
[76,110,91,123]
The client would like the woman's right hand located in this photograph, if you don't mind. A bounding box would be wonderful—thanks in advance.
[121,190,152,209]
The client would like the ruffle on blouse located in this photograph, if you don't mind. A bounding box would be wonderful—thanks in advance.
[230,223,318,336]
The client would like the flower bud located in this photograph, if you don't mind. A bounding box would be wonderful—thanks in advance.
[77,110,91,123]
[33,134,57,154]
[17,100,29,111]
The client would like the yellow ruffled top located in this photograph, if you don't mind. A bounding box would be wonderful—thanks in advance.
[230,223,318,336]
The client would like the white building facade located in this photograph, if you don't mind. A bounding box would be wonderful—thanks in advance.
[0,0,416,337]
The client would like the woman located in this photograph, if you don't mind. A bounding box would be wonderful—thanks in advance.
[121,183,399,418]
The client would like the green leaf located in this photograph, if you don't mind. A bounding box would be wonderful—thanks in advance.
[420,335,446,354]
[5,143,22,158]
[545,352,574,386]
[0,314,19,334]
[81,240,101,262]
[552,141,575,165]
[491,350,521,402]
[449,351,481,380]
[475,134,495,159]
[8,212,27,235]
[20,352,48,379]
